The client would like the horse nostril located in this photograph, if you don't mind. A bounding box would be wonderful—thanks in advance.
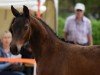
[10,44,20,55]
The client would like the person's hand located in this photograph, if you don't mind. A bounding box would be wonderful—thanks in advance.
[10,54,22,58]
[8,63,23,71]
[9,54,22,64]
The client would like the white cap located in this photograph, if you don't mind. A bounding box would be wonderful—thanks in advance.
[74,3,85,11]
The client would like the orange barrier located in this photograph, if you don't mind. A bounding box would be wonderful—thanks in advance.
[0,57,36,65]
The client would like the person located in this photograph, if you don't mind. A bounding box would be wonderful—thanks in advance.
[0,31,24,75]
[64,3,93,46]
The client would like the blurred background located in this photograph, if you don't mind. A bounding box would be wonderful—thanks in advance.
[0,0,100,45]
[58,0,100,45]
[0,0,58,37]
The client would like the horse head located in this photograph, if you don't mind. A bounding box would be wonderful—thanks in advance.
[10,6,48,52]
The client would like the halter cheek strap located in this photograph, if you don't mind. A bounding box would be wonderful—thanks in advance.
[23,19,32,42]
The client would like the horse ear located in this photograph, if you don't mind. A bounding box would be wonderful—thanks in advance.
[11,5,20,17]
[23,5,29,18]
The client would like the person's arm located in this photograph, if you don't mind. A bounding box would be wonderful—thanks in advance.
[0,62,11,70]
[0,48,12,71]
[87,20,93,46]
[87,34,93,46]
[64,32,68,41]
[63,18,69,41]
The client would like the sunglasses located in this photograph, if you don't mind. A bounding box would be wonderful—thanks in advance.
[76,9,82,12]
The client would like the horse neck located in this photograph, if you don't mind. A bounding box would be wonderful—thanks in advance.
[29,18,60,61]
[38,18,59,40]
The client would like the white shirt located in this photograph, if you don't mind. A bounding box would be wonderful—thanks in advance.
[64,15,92,44]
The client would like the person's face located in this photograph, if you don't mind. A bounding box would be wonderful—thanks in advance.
[75,9,84,19]
[2,32,12,46]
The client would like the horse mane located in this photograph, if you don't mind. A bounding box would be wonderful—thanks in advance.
[37,18,57,36]
[34,17,65,41]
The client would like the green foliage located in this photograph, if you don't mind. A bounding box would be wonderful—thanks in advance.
[58,17,100,45]
[92,20,100,45]
[59,0,100,15]
[58,16,65,37]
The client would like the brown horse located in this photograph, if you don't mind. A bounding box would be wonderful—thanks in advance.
[10,6,100,75]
